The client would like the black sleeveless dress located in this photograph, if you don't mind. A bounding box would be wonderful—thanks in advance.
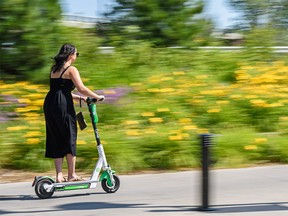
[44,66,77,158]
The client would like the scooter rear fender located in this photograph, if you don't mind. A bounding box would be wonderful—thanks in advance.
[32,176,55,187]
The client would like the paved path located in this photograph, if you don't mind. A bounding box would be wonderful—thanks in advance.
[0,165,288,216]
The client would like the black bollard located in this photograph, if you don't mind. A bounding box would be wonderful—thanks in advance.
[198,134,214,211]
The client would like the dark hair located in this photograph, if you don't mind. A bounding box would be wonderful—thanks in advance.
[51,44,76,73]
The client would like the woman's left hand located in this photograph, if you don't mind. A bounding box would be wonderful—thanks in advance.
[81,96,87,102]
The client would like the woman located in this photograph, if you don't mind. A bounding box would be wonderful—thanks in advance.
[44,44,104,182]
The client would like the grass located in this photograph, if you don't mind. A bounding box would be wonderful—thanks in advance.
[2,47,288,173]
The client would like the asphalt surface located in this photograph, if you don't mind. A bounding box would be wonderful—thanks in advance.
[0,165,288,216]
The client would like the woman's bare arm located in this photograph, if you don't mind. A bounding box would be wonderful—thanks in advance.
[68,66,104,101]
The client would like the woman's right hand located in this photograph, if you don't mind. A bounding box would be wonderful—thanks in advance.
[97,95,105,102]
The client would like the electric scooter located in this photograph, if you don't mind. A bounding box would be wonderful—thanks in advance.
[32,97,120,199]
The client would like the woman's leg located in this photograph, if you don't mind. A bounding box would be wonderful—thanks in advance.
[66,154,77,180]
[54,158,64,182]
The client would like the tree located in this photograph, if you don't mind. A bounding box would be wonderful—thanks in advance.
[228,0,288,29]
[227,0,288,45]
[0,0,61,77]
[101,0,209,47]
[228,0,269,29]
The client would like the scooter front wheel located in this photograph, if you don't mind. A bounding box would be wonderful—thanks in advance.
[101,174,120,193]
[35,178,54,199]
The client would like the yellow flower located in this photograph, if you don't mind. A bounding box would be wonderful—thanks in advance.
[27,120,43,125]
[250,99,267,107]
[126,130,141,136]
[25,93,43,99]
[23,131,42,138]
[207,108,221,113]
[195,75,208,79]
[125,120,139,125]
[149,118,164,123]
[14,81,29,87]
[25,106,41,111]
[160,77,173,81]
[26,138,41,145]
[23,113,40,118]
[144,129,157,134]
[147,88,160,93]
[159,88,175,93]
[7,126,28,131]
[0,84,12,89]
[229,94,242,99]
[157,108,170,112]
[15,107,30,112]
[169,130,182,134]
[200,89,226,96]
[178,118,192,124]
[197,128,209,134]
[254,138,267,144]
[216,100,230,105]
[279,116,288,121]
[141,112,155,117]
[245,95,258,99]
[244,145,257,150]
[267,102,283,107]
[2,91,22,95]
[33,99,44,106]
[130,82,143,86]
[36,89,48,93]
[172,71,186,75]
[169,135,183,141]
[24,85,42,90]
[78,140,87,145]
[182,125,198,130]
[273,61,285,66]
[18,98,32,104]
[180,133,190,138]
[189,99,206,104]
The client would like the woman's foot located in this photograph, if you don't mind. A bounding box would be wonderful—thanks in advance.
[56,177,67,183]
[68,176,85,182]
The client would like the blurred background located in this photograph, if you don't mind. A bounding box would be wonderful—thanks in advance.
[1,0,288,174]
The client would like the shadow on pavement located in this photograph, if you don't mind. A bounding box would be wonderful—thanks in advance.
[0,202,148,215]
[1,199,288,214]
[210,202,288,213]
[58,202,148,210]
[0,195,35,201]
[0,191,106,201]
[148,202,288,213]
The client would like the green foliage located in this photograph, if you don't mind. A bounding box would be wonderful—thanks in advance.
[0,0,62,77]
[102,0,212,47]
[4,0,288,173]
[214,128,288,167]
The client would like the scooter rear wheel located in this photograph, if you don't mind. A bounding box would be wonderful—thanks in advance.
[101,174,120,193]
[35,178,54,199]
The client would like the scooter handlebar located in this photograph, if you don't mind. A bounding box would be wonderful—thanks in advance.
[86,96,105,104]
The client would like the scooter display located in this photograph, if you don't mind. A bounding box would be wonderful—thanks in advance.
[32,97,120,199]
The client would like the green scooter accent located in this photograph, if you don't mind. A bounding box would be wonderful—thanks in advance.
[89,103,98,124]
[60,184,90,191]
[100,170,116,187]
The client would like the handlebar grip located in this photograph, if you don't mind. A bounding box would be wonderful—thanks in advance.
[86,97,104,104]
[98,97,105,102]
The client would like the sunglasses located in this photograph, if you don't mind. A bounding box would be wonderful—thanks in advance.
[76,52,79,57]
